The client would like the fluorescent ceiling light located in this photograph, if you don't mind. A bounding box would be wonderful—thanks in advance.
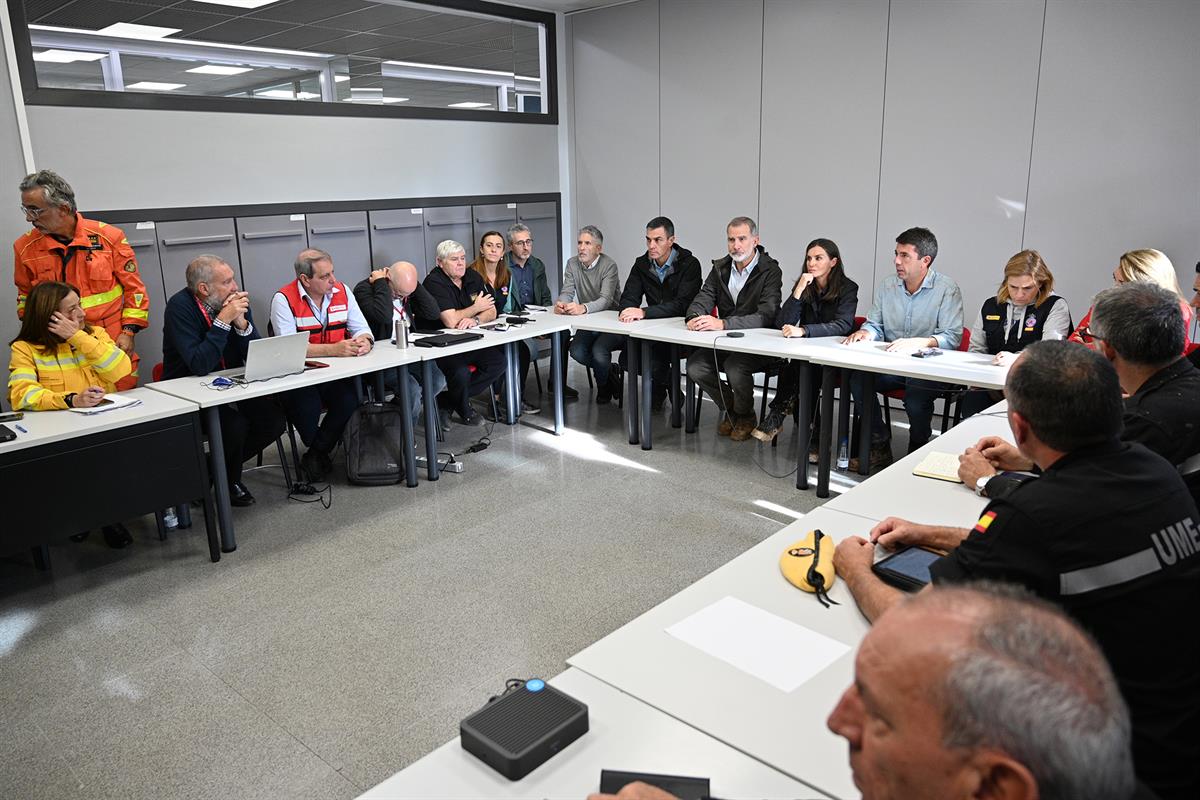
[382,97,408,103]
[350,87,382,93]
[32,49,106,63]
[190,0,279,8]
[96,23,181,40]
[448,101,491,109]
[187,64,252,76]
[127,81,185,91]
[344,96,408,104]
[256,89,319,99]
[387,60,511,78]
[334,75,350,82]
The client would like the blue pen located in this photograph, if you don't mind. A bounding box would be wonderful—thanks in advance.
[14,424,28,433]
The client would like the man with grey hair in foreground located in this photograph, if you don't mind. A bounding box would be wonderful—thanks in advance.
[591,583,1150,800]
[555,225,620,403]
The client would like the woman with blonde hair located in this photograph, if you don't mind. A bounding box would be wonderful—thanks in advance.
[962,250,1072,417]
[1070,249,1195,353]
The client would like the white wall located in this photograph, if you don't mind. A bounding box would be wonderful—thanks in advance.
[571,0,1200,321]
[0,12,32,351]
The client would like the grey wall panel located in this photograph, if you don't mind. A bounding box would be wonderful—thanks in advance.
[155,219,240,301]
[0,16,29,358]
[875,0,1044,320]
[423,206,473,274]
[236,215,308,331]
[571,0,660,278]
[1024,0,1200,316]
[518,201,562,296]
[307,212,371,288]
[125,226,166,382]
[27,108,559,212]
[759,0,888,300]
[369,209,428,276]
[659,0,763,267]
[472,203,518,254]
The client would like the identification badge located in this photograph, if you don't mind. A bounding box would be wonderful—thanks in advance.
[985,315,1001,321]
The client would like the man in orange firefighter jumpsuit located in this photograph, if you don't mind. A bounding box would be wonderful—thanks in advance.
[14,170,149,390]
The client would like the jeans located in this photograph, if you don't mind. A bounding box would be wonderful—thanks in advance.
[570,330,617,383]
[387,361,447,425]
[850,372,952,452]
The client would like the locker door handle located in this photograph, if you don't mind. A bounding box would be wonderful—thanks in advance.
[162,234,234,246]
[310,226,366,235]
[372,222,422,232]
[426,220,467,228]
[127,239,155,248]
[241,230,305,241]
[518,214,556,222]
[475,216,515,223]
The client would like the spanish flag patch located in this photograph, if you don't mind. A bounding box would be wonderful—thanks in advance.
[973,510,997,533]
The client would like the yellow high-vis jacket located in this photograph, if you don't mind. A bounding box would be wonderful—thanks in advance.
[8,327,132,411]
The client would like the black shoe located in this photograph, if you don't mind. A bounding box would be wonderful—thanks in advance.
[69,531,90,543]
[848,443,894,473]
[550,382,580,400]
[230,481,256,507]
[651,383,669,412]
[458,408,485,427]
[301,449,329,482]
[438,409,452,432]
[102,523,133,549]
[608,364,624,397]
[595,379,612,405]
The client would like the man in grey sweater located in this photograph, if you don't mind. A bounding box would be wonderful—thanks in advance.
[554,225,621,403]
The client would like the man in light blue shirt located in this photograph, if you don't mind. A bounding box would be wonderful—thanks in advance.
[844,227,963,465]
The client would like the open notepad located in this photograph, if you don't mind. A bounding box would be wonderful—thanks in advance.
[911,451,963,483]
[67,393,143,415]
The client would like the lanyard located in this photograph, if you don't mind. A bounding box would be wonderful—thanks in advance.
[195,296,226,369]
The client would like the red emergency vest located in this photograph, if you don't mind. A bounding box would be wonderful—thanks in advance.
[277,280,350,344]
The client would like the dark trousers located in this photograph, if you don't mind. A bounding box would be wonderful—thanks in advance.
[767,360,822,416]
[436,346,507,417]
[570,330,617,383]
[686,350,776,417]
[960,388,1003,419]
[281,379,359,455]
[214,397,286,485]
[606,335,678,391]
[851,372,952,452]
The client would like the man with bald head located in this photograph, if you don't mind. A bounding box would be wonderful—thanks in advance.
[162,254,284,505]
[590,584,1143,800]
[354,260,447,426]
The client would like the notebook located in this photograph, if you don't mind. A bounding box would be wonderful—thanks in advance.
[67,393,143,415]
[911,451,963,483]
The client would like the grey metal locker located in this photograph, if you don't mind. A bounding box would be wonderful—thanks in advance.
[368,208,427,276]
[125,222,167,384]
[517,202,562,297]
[423,205,473,273]
[472,202,517,257]
[235,214,308,333]
[307,211,371,287]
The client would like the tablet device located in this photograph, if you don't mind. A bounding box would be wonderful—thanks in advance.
[0,423,15,443]
[599,770,709,800]
[871,546,943,591]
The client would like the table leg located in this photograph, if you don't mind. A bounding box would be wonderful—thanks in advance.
[685,375,697,433]
[551,331,564,434]
[796,361,813,490]
[816,367,836,498]
[837,369,851,466]
[640,338,653,450]
[192,413,220,562]
[397,366,418,488]
[626,337,640,445]
[373,372,386,403]
[504,341,519,425]
[670,343,682,429]
[858,371,874,476]
[422,360,439,482]
[205,406,237,552]
[32,545,50,571]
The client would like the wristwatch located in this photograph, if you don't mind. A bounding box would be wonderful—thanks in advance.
[121,325,139,336]
[975,475,993,497]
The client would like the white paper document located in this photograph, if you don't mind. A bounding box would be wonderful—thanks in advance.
[665,596,850,692]
[67,393,143,415]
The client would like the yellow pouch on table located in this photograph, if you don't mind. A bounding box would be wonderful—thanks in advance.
[779,529,839,608]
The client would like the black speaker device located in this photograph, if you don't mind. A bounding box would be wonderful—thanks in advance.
[460,679,589,780]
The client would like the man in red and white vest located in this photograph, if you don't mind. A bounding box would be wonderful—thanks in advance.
[271,248,373,482]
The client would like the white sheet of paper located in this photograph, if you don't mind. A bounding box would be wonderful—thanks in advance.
[665,596,850,692]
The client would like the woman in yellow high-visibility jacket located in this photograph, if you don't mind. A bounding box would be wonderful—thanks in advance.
[8,281,134,547]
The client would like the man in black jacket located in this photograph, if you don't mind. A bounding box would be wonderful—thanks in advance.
[683,216,782,440]
[162,254,284,506]
[602,216,702,409]
[352,260,447,427]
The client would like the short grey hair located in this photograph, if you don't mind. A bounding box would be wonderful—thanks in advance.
[1090,281,1184,366]
[578,225,603,245]
[914,585,1135,800]
[435,239,465,262]
[294,248,332,279]
[506,223,531,244]
[20,170,76,213]
[186,254,228,294]
[727,216,758,236]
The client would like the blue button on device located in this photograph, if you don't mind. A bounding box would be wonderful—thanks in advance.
[526,679,545,692]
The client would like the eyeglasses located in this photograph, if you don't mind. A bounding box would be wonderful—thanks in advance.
[512,238,533,247]
[20,205,49,219]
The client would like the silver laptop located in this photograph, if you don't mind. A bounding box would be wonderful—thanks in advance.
[228,332,311,384]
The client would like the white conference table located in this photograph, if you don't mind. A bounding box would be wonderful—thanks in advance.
[567,507,878,800]
[0,387,221,564]
[826,402,1012,527]
[357,667,813,800]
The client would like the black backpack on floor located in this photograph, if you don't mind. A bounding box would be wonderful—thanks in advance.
[343,402,405,485]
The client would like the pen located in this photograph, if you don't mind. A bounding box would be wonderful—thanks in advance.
[14,424,28,433]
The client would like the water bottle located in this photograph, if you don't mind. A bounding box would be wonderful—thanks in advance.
[162,508,179,530]
[836,437,850,471]
[395,318,410,349]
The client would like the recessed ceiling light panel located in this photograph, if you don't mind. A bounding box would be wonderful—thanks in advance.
[126,81,186,91]
[96,23,181,40]
[187,64,252,76]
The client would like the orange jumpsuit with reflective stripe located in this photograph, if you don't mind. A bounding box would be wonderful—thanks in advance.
[13,213,149,390]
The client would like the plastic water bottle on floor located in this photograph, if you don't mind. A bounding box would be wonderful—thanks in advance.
[836,437,850,471]
[162,508,179,530]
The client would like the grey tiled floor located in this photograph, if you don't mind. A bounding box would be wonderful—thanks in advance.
[0,364,906,799]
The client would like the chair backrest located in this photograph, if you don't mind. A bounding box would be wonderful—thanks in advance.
[152,362,164,382]
[958,327,971,352]
[852,315,866,333]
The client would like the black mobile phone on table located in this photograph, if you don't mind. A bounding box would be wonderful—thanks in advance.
[0,411,23,423]
[871,546,943,591]
[0,424,15,443]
